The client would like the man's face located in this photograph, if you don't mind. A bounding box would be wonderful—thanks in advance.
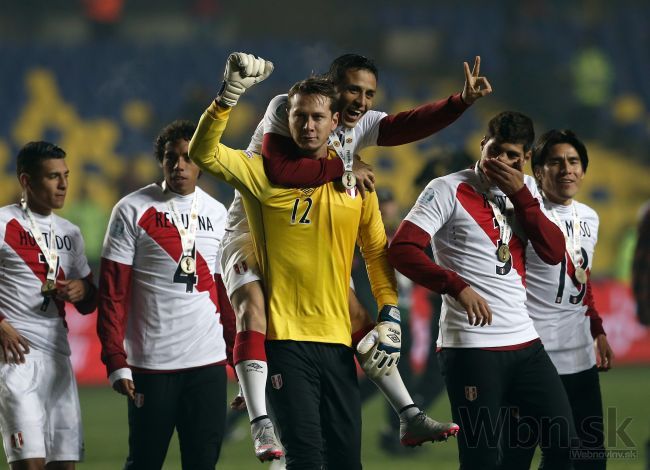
[21,158,68,213]
[288,93,339,155]
[479,138,528,175]
[534,143,585,204]
[161,138,200,195]
[336,68,377,128]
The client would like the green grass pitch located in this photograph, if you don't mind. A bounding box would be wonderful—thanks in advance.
[78,366,649,469]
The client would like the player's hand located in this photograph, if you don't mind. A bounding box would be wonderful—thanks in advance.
[482,157,525,196]
[230,387,247,411]
[0,319,30,364]
[457,287,492,326]
[56,279,87,303]
[461,56,493,105]
[352,155,375,199]
[594,334,614,371]
[356,305,401,379]
[217,52,274,107]
[113,378,136,400]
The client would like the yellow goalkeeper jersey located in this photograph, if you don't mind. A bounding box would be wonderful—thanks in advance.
[189,103,397,346]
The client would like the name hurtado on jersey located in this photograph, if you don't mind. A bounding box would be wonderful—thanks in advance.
[0,204,91,356]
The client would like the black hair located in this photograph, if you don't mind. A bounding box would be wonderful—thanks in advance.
[287,77,339,114]
[485,111,535,152]
[325,54,379,86]
[16,141,66,178]
[154,120,196,163]
[532,129,589,172]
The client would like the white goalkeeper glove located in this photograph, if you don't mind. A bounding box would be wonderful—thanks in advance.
[217,52,274,107]
[356,305,401,380]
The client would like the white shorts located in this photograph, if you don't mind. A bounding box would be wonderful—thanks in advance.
[220,230,262,298]
[0,351,84,464]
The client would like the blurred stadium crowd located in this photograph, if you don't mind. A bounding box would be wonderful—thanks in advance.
[1,0,648,276]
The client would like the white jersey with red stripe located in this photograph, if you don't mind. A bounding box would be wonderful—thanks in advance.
[0,204,91,357]
[526,199,599,374]
[224,93,387,233]
[101,183,228,370]
[404,169,540,348]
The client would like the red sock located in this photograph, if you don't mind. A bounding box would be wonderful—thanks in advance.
[233,330,266,365]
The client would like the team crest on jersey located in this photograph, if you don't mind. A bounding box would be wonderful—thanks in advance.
[465,386,478,402]
[134,393,145,408]
[271,374,283,390]
[234,261,248,275]
[11,432,23,449]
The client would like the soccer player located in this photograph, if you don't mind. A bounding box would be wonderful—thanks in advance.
[633,200,650,326]
[0,141,97,470]
[388,112,577,469]
[501,129,613,468]
[96,120,234,470]
[224,53,489,458]
[189,53,398,469]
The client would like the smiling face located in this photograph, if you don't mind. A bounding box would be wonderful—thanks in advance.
[534,142,585,205]
[336,68,377,128]
[161,138,200,195]
[20,158,69,215]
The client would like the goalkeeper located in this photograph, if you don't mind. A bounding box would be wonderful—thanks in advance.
[221,53,490,460]
[190,52,417,469]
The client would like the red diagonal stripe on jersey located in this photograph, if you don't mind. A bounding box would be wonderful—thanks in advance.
[137,207,218,308]
[456,183,526,284]
[4,218,67,318]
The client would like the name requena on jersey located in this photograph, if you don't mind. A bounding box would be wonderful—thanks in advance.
[18,230,74,250]
[154,211,215,231]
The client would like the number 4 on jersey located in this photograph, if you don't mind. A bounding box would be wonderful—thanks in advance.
[173,250,198,293]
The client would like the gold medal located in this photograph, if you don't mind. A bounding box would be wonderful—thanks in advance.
[342,170,356,190]
[180,256,196,274]
[574,267,587,284]
[497,244,511,263]
[41,279,57,296]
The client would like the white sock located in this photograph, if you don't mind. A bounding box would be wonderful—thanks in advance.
[235,360,269,422]
[371,369,420,419]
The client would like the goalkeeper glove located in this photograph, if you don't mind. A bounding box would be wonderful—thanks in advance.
[217,52,274,107]
[356,305,401,379]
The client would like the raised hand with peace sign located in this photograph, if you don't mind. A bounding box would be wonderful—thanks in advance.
[461,56,493,105]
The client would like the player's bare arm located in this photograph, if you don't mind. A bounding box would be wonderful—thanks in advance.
[0,319,30,364]
[352,154,374,198]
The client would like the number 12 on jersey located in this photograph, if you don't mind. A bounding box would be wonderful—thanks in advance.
[290,197,313,224]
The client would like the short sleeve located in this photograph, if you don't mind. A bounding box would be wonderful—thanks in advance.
[101,200,138,266]
[404,178,455,238]
[262,94,291,137]
[70,227,92,279]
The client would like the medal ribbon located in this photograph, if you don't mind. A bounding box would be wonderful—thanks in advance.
[162,182,199,260]
[21,198,58,284]
[328,128,355,172]
[549,202,582,268]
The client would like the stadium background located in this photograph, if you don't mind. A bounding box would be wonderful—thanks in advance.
[1,0,649,468]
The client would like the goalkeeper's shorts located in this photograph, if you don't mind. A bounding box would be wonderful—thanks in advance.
[220,229,262,298]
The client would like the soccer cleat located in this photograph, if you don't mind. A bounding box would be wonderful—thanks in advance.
[252,421,284,462]
[399,411,460,447]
